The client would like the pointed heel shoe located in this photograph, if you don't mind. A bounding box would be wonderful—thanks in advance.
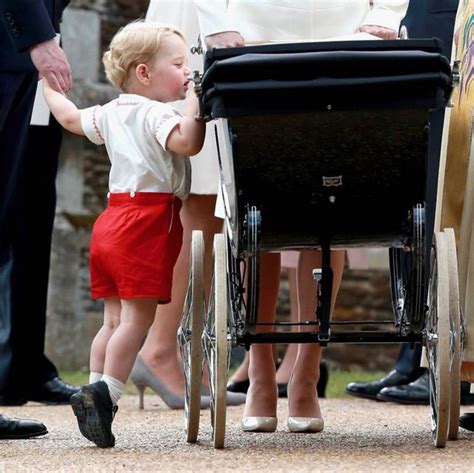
[130,356,210,410]
[241,416,278,433]
[241,384,278,433]
[287,376,324,433]
[287,417,324,433]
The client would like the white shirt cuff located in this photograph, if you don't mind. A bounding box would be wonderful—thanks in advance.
[155,115,181,150]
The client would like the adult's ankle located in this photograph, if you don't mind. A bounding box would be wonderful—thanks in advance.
[138,349,176,368]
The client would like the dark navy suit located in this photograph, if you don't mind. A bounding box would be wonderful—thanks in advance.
[395,0,459,377]
[0,0,67,402]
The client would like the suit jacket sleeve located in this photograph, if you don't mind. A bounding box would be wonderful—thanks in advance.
[361,0,409,32]
[0,0,56,52]
[193,0,239,37]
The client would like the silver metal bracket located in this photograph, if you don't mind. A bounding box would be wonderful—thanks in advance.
[245,206,262,257]
[190,35,203,55]
[187,70,210,121]
[448,60,461,107]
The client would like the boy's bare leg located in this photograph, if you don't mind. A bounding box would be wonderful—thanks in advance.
[104,298,157,383]
[89,296,121,375]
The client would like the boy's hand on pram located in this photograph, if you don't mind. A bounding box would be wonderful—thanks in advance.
[358,25,397,40]
[205,31,245,49]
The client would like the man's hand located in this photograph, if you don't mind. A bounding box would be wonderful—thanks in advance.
[30,38,73,93]
[205,31,245,49]
[358,25,397,40]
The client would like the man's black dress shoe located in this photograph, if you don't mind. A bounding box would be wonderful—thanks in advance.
[70,381,117,448]
[0,394,27,406]
[345,369,416,400]
[27,377,80,405]
[377,370,429,404]
[0,414,47,439]
[0,378,80,406]
[461,382,474,405]
[459,412,474,432]
[377,371,474,405]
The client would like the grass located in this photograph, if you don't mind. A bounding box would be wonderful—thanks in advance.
[60,369,387,398]
[325,369,386,398]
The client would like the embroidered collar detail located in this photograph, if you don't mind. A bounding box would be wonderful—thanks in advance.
[116,94,151,106]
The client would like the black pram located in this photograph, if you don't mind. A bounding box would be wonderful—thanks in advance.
[177,39,459,449]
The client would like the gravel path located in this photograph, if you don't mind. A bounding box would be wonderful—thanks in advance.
[2,396,474,471]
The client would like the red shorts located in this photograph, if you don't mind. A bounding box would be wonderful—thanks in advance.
[89,192,183,301]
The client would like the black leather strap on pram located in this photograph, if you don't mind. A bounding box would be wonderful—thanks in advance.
[201,39,452,118]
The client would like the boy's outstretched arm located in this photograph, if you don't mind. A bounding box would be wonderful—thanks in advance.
[42,79,85,136]
[166,89,205,157]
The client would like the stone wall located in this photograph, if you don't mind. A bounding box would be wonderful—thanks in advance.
[45,2,399,372]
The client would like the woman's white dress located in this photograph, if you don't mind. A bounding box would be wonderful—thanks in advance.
[146,0,220,195]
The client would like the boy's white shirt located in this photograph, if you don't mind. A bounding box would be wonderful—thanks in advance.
[80,94,191,199]
[30,34,61,126]
[192,0,409,40]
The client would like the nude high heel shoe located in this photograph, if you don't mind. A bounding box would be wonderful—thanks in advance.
[241,416,278,432]
[287,376,324,433]
[241,384,278,433]
[130,356,210,410]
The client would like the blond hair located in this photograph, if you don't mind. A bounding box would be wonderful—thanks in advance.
[102,21,186,92]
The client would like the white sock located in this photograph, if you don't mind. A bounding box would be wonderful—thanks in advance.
[89,372,103,384]
[101,374,125,405]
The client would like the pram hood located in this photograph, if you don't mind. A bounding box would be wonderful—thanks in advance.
[201,39,453,118]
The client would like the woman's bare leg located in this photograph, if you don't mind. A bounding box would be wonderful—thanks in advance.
[275,268,298,384]
[138,195,222,395]
[289,250,345,418]
[243,252,281,417]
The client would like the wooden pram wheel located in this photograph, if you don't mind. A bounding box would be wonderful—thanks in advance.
[178,230,205,443]
[426,231,450,448]
[444,228,462,441]
[203,233,229,449]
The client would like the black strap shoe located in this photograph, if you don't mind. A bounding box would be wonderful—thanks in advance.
[345,369,417,400]
[27,377,80,405]
[376,370,429,405]
[70,381,117,448]
[0,414,47,439]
